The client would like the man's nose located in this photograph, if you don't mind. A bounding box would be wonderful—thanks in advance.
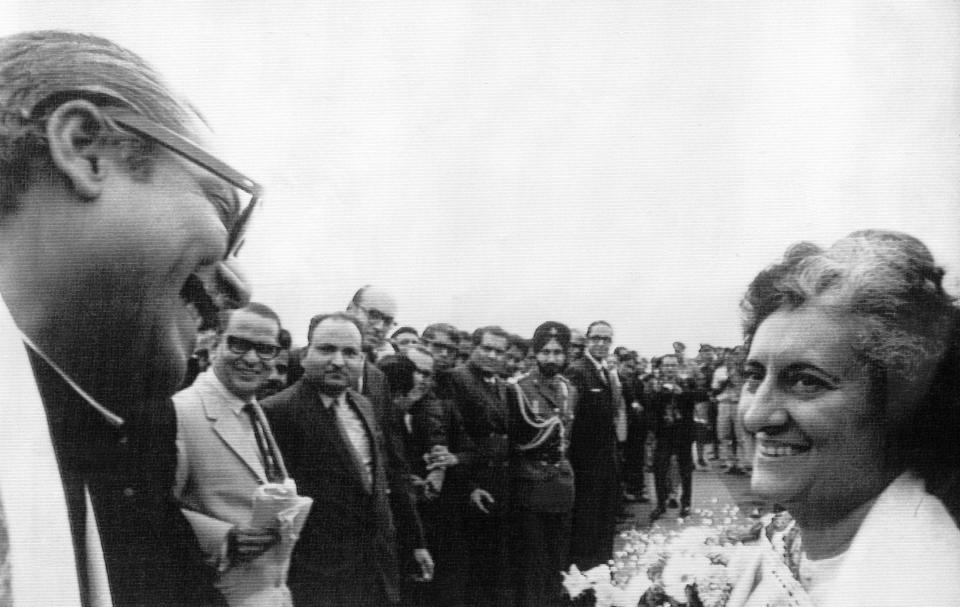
[212,257,251,310]
[329,350,345,366]
[241,348,261,364]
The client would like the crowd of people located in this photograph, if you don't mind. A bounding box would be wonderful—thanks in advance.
[2,29,960,607]
[180,284,754,606]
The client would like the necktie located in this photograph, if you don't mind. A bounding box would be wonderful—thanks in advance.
[243,404,283,483]
[332,398,374,491]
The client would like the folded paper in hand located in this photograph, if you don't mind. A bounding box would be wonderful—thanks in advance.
[250,480,313,532]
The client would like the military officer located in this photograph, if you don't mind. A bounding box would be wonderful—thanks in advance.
[506,322,577,607]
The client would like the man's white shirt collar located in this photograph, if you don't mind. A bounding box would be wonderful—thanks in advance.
[0,296,84,605]
[197,369,252,414]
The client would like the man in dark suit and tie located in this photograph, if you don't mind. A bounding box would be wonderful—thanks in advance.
[564,320,621,570]
[263,313,432,607]
[436,326,512,607]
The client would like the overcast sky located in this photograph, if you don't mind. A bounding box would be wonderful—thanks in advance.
[6,1,960,355]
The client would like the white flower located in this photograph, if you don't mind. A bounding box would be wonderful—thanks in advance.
[561,565,590,598]
[671,526,715,554]
[610,571,652,607]
[592,577,616,607]
[660,554,713,601]
[583,564,612,585]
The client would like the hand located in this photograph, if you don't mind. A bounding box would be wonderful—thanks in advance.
[423,468,445,499]
[424,445,459,470]
[408,378,432,403]
[411,548,434,581]
[470,488,495,514]
[227,526,279,566]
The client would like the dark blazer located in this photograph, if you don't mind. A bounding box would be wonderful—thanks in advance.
[645,382,699,439]
[32,353,223,607]
[563,357,620,570]
[262,380,425,607]
[564,358,618,469]
[437,363,510,497]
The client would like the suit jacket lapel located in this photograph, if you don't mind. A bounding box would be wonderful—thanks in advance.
[201,384,267,483]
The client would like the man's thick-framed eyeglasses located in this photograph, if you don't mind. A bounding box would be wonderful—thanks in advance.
[424,340,459,357]
[226,335,282,361]
[99,107,262,259]
[26,90,262,260]
[358,305,396,329]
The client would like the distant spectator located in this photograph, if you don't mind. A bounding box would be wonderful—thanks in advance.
[391,326,421,355]
[567,329,586,364]
[647,354,700,522]
[347,285,398,362]
[256,328,293,401]
[565,321,621,570]
[502,334,529,380]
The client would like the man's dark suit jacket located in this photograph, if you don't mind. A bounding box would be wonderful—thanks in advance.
[263,380,425,607]
[436,363,510,497]
[32,354,223,607]
[563,357,620,569]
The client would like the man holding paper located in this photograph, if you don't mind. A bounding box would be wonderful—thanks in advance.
[174,303,305,607]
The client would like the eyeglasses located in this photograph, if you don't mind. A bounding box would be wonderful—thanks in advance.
[424,340,459,356]
[100,108,262,259]
[588,335,613,344]
[26,90,262,260]
[357,305,395,329]
[226,335,282,361]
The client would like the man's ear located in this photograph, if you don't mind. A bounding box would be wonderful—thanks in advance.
[45,100,112,200]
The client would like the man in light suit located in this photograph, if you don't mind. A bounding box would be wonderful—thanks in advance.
[263,313,433,607]
[174,303,291,606]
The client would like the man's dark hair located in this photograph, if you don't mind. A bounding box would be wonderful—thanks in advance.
[586,320,612,336]
[0,31,199,216]
[507,333,529,352]
[307,311,363,343]
[278,328,292,350]
[472,325,510,346]
[391,326,419,340]
[216,302,281,337]
[422,323,459,344]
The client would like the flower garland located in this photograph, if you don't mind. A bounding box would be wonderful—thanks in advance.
[562,502,811,607]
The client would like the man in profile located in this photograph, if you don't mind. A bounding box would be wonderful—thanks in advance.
[0,31,256,605]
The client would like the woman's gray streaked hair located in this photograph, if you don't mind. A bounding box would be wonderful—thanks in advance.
[741,229,960,521]
[741,229,954,382]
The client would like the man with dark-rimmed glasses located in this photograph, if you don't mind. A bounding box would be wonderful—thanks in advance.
[0,31,260,606]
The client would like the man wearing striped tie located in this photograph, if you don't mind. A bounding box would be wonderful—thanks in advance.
[173,303,292,607]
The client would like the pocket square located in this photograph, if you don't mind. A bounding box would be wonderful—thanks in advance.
[590,388,602,393]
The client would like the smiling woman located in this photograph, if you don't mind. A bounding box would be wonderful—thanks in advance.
[732,230,960,607]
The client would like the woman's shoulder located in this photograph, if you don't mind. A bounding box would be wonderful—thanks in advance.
[831,472,960,606]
